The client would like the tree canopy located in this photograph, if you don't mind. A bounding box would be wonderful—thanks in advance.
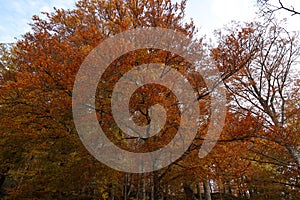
[0,0,299,199]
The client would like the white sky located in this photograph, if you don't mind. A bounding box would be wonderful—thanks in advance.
[185,0,256,36]
[185,0,300,39]
[0,0,299,43]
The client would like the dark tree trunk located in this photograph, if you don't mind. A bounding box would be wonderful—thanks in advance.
[183,181,195,200]
[153,171,161,200]
[203,180,211,200]
[196,182,202,200]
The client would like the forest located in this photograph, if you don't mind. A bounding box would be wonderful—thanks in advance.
[0,0,299,199]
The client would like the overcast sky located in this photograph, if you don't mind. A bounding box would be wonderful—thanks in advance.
[0,0,299,43]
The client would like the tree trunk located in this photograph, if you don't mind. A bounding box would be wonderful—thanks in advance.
[183,181,195,200]
[142,175,146,200]
[227,181,232,195]
[203,180,211,200]
[153,171,161,200]
[196,182,202,200]
[123,174,127,200]
[151,184,154,200]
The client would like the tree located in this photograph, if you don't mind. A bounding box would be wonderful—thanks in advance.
[212,18,300,197]
[0,0,204,198]
[2,0,300,199]
[213,18,300,165]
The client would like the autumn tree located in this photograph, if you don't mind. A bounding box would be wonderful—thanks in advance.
[212,18,300,197]
[0,0,208,199]
[2,0,300,199]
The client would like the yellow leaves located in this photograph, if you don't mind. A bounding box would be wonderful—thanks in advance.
[80,45,92,55]
[102,192,109,199]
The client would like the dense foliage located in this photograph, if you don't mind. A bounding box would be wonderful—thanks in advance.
[0,0,299,199]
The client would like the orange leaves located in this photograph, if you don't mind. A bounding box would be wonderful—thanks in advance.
[1,0,299,198]
[0,0,201,198]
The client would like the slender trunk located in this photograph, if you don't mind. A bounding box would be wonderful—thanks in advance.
[153,171,161,200]
[108,183,115,200]
[142,174,146,200]
[227,181,232,195]
[151,184,154,200]
[243,190,247,199]
[249,189,253,199]
[123,174,127,200]
[196,182,202,200]
[183,181,195,200]
[136,183,140,200]
[218,179,224,200]
[203,180,211,200]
